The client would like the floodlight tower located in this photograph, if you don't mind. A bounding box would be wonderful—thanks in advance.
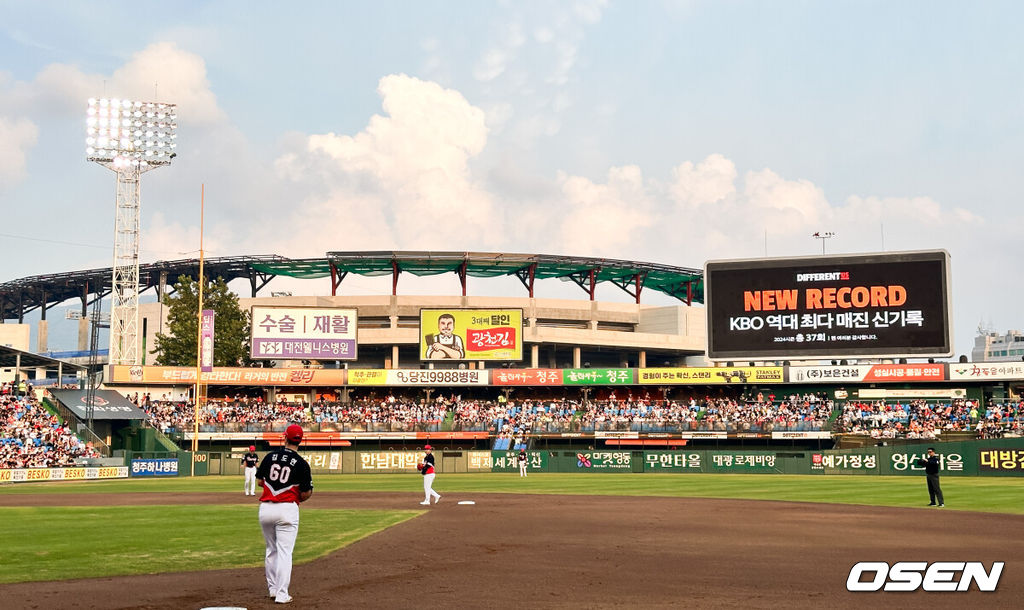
[86,97,177,365]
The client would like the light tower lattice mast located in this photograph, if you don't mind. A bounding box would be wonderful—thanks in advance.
[86,98,177,365]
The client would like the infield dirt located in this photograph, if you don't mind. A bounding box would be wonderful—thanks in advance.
[0,492,1020,609]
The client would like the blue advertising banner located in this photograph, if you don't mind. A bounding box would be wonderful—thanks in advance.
[131,458,179,477]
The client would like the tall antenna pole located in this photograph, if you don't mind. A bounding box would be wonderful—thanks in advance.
[192,185,205,476]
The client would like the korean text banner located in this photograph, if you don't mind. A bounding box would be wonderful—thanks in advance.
[419,309,523,361]
[705,250,952,360]
[492,369,563,386]
[109,365,348,386]
[348,369,488,386]
[250,306,357,360]
[637,367,783,385]
[200,309,214,372]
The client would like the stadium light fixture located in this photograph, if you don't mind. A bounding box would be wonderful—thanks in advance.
[86,97,178,366]
[86,98,178,167]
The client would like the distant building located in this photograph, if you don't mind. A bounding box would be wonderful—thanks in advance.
[972,329,1024,362]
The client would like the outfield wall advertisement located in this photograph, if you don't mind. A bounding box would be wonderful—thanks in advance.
[0,466,129,483]
[419,309,522,361]
[705,250,952,360]
[250,306,358,360]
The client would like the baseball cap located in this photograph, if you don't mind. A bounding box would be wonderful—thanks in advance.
[285,425,304,443]
[249,445,255,451]
[424,444,433,450]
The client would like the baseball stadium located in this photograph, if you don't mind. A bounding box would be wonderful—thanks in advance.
[1,248,1022,609]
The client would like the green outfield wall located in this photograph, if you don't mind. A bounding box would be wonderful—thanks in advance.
[114,438,1024,479]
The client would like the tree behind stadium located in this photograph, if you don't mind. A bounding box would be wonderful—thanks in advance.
[153,275,253,367]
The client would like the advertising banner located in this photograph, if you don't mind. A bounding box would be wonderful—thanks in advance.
[705,250,952,360]
[571,450,633,470]
[638,367,783,385]
[562,368,633,385]
[707,452,783,473]
[347,369,488,386]
[487,451,548,473]
[419,309,523,361]
[250,306,358,360]
[200,309,214,372]
[130,458,179,477]
[791,364,946,384]
[810,452,879,473]
[643,451,704,472]
[357,451,422,473]
[0,466,128,483]
[679,431,727,440]
[299,452,343,471]
[857,388,966,399]
[771,431,831,440]
[492,369,563,386]
[109,365,348,386]
[978,448,1024,474]
[949,362,1024,381]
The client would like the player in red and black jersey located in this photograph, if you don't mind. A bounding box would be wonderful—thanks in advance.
[256,425,313,604]
[418,444,441,505]
[242,445,259,496]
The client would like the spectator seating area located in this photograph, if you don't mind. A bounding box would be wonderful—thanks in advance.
[0,393,99,469]
[136,392,839,436]
[835,399,1023,439]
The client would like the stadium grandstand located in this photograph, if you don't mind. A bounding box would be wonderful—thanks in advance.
[2,251,1022,459]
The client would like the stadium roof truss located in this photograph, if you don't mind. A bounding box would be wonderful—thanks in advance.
[1,252,703,322]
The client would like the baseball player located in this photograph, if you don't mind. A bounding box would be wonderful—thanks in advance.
[518,448,528,477]
[242,445,259,496]
[256,425,314,604]
[418,444,441,505]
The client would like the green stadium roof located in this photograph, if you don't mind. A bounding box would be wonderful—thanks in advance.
[253,251,704,304]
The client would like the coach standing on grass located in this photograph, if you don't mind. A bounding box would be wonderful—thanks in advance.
[257,424,313,604]
[916,447,944,507]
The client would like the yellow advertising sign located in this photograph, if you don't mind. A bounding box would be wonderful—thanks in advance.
[637,367,784,385]
[347,370,389,386]
[108,365,348,386]
[419,309,523,361]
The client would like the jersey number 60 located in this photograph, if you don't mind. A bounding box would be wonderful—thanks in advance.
[269,463,291,482]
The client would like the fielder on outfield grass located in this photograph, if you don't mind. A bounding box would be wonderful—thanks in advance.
[256,425,314,604]
[242,445,259,496]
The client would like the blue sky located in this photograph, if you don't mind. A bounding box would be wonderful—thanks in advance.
[1,1,1021,356]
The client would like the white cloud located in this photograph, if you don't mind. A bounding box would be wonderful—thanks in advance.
[270,74,499,253]
[669,153,737,207]
[0,116,38,190]
[557,165,653,256]
[0,42,222,123]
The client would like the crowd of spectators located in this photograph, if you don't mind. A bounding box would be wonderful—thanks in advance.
[130,388,1024,439]
[835,399,1022,439]
[311,396,447,431]
[136,391,840,435]
[1,394,99,469]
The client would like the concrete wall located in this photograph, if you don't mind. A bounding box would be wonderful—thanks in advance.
[138,295,708,366]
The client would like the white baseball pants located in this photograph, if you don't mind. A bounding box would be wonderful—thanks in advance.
[423,473,440,502]
[259,501,300,602]
[244,467,257,495]
[519,462,527,477]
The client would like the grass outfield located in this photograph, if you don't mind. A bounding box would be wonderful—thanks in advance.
[0,506,421,584]
[2,473,1024,514]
